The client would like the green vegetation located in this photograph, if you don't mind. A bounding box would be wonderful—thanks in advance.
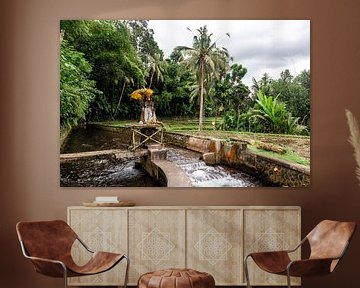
[60,39,101,128]
[251,70,310,128]
[96,119,310,167]
[248,145,310,167]
[176,26,230,130]
[245,91,307,135]
[60,20,310,139]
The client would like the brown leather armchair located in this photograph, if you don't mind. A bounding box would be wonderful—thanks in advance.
[16,220,129,288]
[244,220,356,288]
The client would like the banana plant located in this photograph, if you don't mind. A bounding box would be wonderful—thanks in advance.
[250,90,306,134]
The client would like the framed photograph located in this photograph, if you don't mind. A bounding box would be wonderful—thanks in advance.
[60,20,310,187]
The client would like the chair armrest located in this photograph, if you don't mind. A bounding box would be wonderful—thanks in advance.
[26,255,65,265]
[287,258,336,277]
[286,237,307,253]
[25,255,67,277]
[76,236,94,253]
[19,240,67,277]
[247,250,290,258]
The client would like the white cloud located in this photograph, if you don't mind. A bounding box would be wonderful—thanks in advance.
[148,20,310,87]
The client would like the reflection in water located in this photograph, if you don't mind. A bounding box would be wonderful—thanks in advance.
[61,156,159,187]
[61,126,127,154]
[61,126,159,187]
[60,126,262,187]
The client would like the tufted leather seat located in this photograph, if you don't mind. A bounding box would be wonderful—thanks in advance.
[138,268,215,288]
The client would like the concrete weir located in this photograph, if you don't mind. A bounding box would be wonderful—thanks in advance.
[140,144,192,187]
[80,124,310,187]
[164,132,310,187]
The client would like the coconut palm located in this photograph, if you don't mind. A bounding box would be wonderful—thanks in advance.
[251,73,272,98]
[177,25,230,130]
[116,76,134,112]
[147,53,166,88]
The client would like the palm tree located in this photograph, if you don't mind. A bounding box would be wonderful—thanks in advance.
[147,53,166,88]
[116,76,134,112]
[177,25,230,130]
[251,73,272,99]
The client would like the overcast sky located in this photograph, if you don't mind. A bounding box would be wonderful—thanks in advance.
[148,20,310,88]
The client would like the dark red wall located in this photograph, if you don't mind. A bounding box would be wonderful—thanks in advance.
[1,0,360,287]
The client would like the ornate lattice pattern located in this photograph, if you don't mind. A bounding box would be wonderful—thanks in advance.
[138,228,175,265]
[194,227,232,265]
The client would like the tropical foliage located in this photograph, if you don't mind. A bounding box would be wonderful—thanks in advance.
[60,40,101,128]
[247,91,307,135]
[251,69,310,129]
[60,20,310,137]
[60,20,145,121]
[177,25,230,130]
[147,53,167,88]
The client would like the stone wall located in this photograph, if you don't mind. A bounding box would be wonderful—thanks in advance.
[252,153,310,187]
[89,123,132,144]
[164,131,310,187]
[164,132,217,153]
[85,127,310,187]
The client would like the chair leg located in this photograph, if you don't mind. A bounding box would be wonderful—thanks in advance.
[286,270,292,288]
[123,255,130,288]
[244,255,252,288]
[62,264,68,288]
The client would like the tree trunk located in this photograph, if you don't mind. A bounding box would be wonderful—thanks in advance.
[214,105,217,131]
[111,82,115,120]
[236,103,240,131]
[199,63,204,131]
[149,70,155,88]
[116,80,126,112]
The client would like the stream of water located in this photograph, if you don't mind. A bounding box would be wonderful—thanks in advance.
[166,147,262,187]
[60,126,262,187]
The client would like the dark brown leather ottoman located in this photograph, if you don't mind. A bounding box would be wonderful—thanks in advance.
[138,268,215,288]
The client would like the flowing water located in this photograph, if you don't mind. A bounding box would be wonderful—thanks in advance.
[60,126,262,187]
[166,147,262,187]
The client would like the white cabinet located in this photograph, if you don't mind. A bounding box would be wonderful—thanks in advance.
[68,206,300,286]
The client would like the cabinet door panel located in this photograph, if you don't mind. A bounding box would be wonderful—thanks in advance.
[68,208,127,286]
[128,209,186,284]
[187,209,243,285]
[243,209,301,286]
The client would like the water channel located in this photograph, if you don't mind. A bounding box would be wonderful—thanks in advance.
[60,126,263,187]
